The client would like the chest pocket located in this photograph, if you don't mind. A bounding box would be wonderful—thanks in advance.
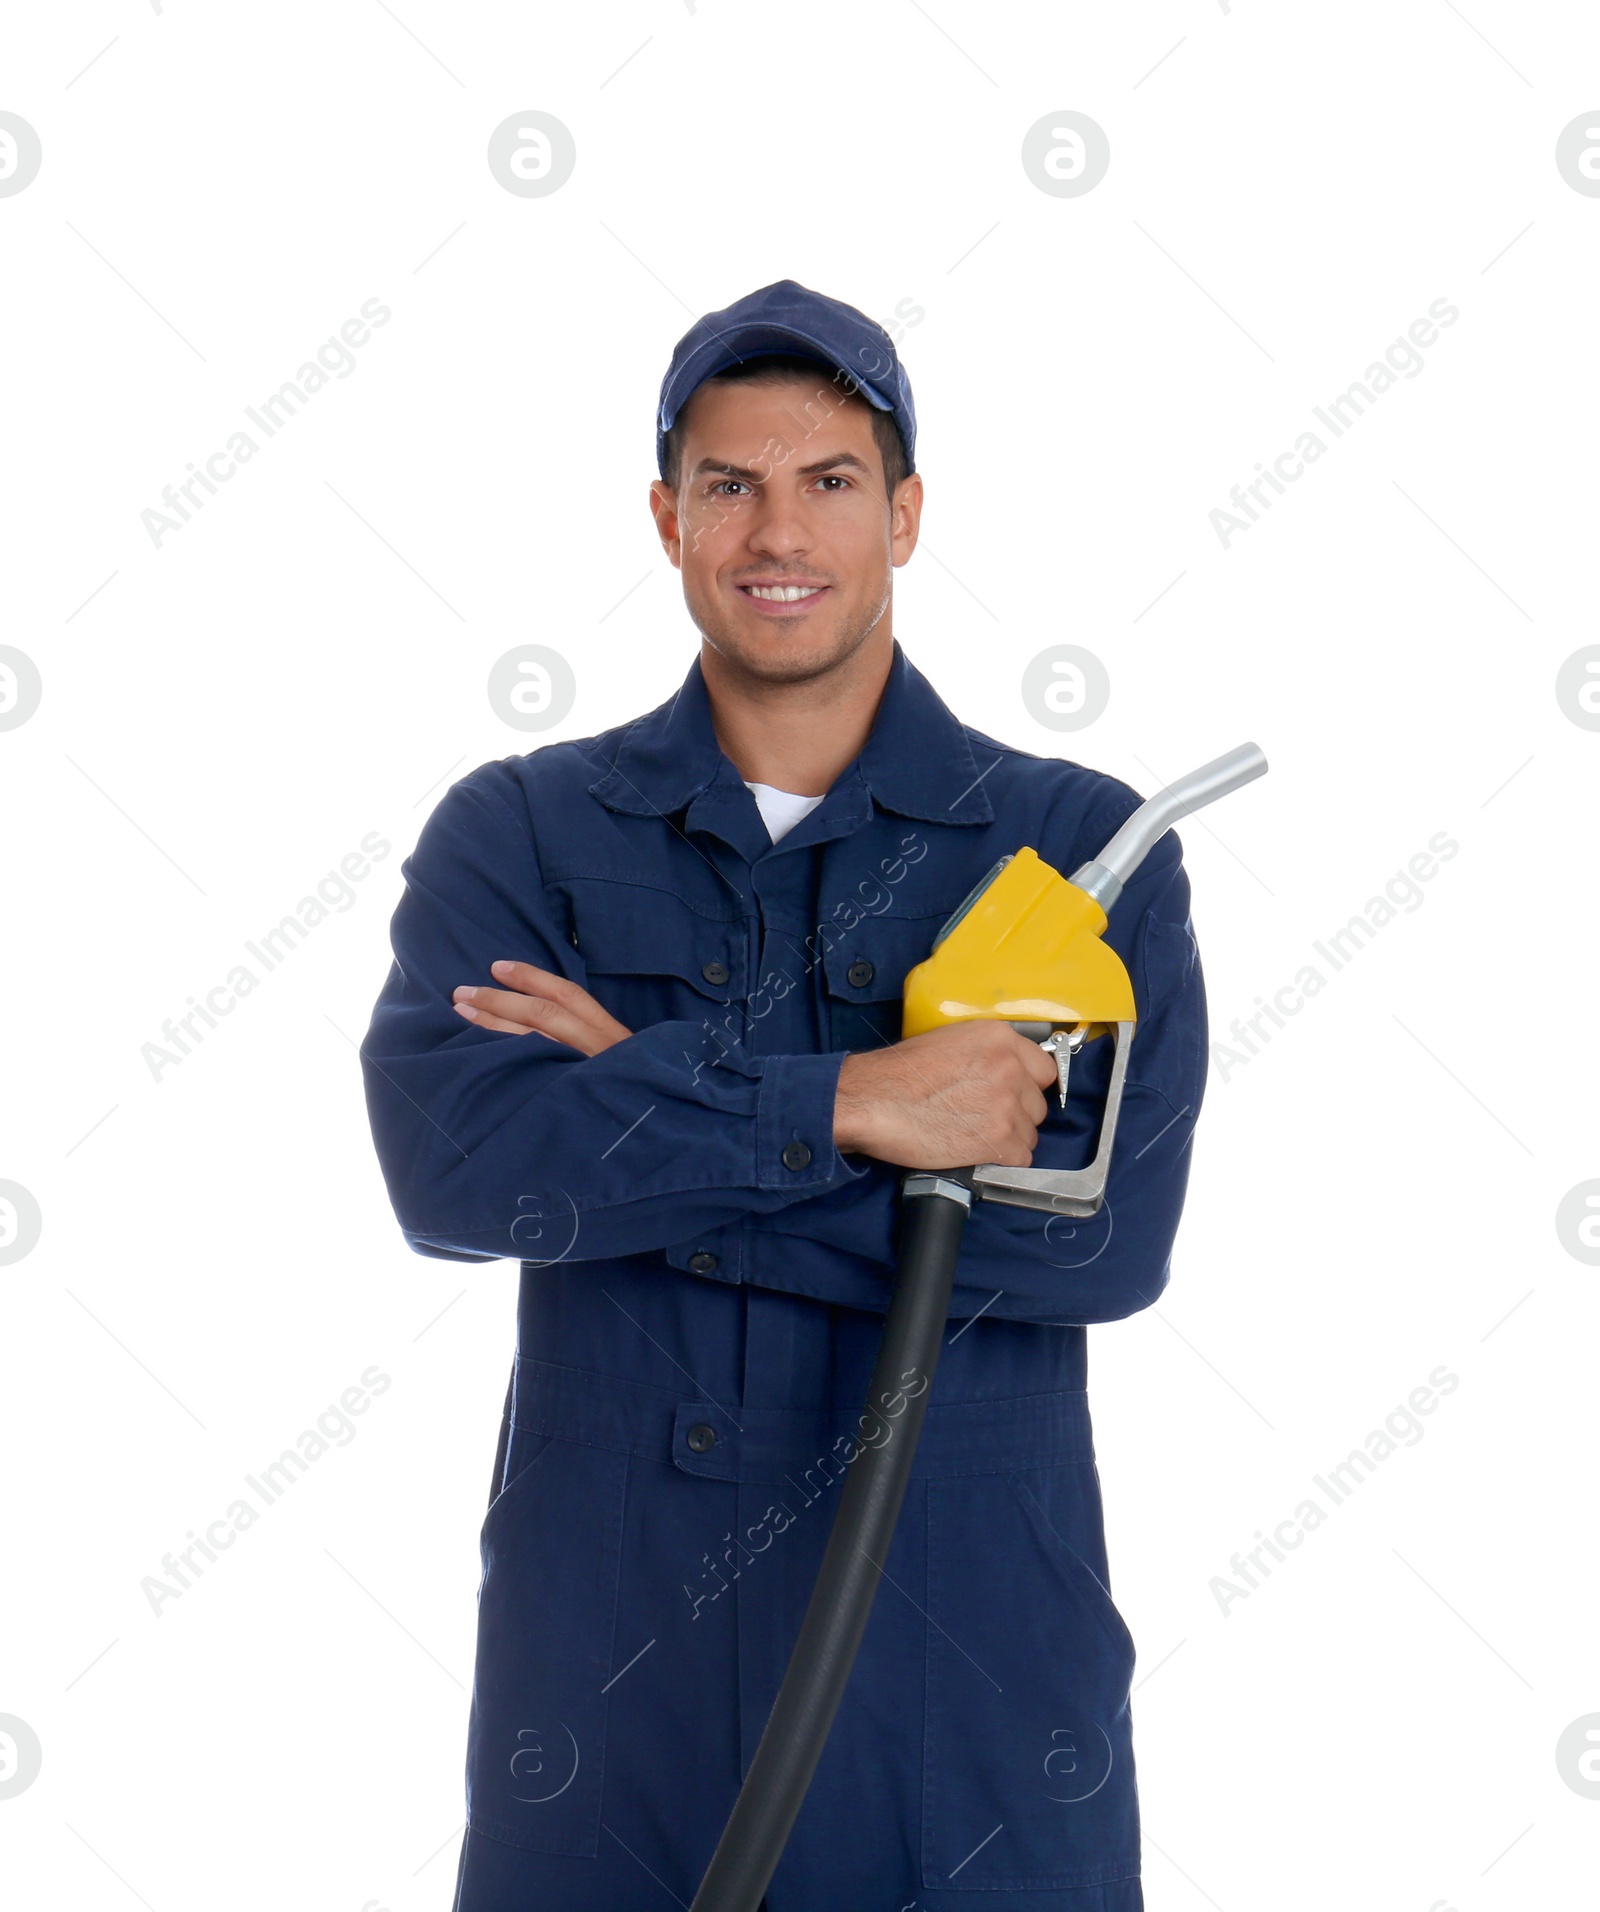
[565,883,750,1032]
[819,913,944,1054]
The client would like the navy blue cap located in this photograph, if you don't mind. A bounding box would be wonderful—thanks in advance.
[656,278,917,481]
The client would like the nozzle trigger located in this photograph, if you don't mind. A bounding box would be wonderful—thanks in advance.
[1040,1026,1088,1110]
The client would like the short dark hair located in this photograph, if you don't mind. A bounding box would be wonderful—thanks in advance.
[661,352,911,498]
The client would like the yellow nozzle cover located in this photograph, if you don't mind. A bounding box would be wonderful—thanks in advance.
[901,846,1136,1040]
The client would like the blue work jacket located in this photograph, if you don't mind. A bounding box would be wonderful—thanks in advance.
[360,641,1207,1911]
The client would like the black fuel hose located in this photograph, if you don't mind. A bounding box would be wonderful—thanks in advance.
[689,1173,973,1912]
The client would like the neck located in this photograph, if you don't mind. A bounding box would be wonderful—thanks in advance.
[701,623,895,796]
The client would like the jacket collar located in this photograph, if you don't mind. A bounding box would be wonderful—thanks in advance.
[588,640,995,828]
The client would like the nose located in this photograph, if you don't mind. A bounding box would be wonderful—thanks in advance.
[745,488,811,563]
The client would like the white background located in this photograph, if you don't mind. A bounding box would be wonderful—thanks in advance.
[3,3,1597,1908]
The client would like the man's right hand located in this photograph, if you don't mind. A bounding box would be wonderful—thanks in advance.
[833,1021,1061,1171]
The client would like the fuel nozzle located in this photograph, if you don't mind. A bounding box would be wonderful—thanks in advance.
[899,741,1268,1216]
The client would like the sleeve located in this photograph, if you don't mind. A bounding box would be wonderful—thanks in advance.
[736,784,1208,1324]
[358,770,859,1264]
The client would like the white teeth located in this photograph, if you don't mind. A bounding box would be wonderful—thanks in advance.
[747,584,820,601]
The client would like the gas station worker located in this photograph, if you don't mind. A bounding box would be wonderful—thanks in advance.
[359,279,1207,1912]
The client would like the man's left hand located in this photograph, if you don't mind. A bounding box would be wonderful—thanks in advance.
[453,960,632,1056]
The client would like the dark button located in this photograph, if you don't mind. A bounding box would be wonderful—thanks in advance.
[701,960,730,986]
[846,959,874,988]
[686,1423,717,1453]
[781,1141,813,1172]
[687,1250,718,1275]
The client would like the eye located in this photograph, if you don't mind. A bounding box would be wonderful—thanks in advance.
[711,479,751,498]
[815,474,851,491]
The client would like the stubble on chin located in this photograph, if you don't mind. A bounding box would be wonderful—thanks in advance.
[692,589,891,689]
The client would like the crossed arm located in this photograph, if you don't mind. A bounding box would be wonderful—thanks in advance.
[453,960,1059,1173]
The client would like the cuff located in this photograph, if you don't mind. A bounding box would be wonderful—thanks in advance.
[755,1050,850,1193]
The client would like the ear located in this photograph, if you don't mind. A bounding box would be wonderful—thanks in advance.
[889,472,924,569]
[648,478,683,570]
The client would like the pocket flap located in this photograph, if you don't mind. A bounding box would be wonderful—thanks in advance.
[818,914,942,1004]
[568,883,748,1001]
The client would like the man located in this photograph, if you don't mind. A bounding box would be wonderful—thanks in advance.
[360,280,1206,1911]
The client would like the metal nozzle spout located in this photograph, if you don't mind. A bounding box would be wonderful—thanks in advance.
[1070,742,1268,912]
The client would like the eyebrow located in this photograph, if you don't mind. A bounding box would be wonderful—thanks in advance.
[690,451,873,483]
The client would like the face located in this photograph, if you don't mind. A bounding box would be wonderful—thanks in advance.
[649,374,922,685]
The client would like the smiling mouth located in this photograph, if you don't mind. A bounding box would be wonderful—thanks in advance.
[738,581,830,608]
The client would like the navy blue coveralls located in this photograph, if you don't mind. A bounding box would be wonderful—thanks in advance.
[360,642,1207,1911]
